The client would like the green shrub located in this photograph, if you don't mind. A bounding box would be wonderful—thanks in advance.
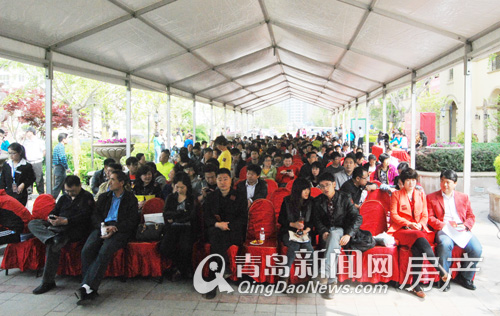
[131,143,155,162]
[453,131,478,144]
[416,143,500,172]
[494,154,500,186]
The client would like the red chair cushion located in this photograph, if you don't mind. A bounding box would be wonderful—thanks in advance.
[269,188,290,226]
[0,238,45,271]
[125,241,170,277]
[142,198,165,215]
[246,199,276,241]
[285,180,295,191]
[239,166,247,180]
[32,194,55,220]
[265,179,278,199]
[310,187,322,198]
[359,200,387,236]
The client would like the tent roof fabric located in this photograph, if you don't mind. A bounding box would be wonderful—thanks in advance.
[1,0,500,112]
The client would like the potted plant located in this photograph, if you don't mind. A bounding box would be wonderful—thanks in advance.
[93,138,134,162]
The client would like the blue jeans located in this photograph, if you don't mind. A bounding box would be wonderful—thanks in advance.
[52,165,66,200]
[282,235,314,269]
[154,147,162,163]
[323,227,344,282]
[435,230,482,281]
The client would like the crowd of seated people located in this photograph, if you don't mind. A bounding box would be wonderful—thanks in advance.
[0,131,482,302]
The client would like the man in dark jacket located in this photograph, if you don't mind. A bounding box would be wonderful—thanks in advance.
[236,164,267,209]
[29,175,94,294]
[314,172,362,299]
[75,171,139,305]
[299,152,319,179]
[90,158,115,195]
[339,167,377,209]
[203,168,247,299]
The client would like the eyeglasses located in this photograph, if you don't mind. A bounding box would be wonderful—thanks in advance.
[319,183,332,189]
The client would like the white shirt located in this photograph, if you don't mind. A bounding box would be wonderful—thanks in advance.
[23,137,45,162]
[358,129,364,138]
[400,136,408,149]
[246,181,257,201]
[442,191,462,224]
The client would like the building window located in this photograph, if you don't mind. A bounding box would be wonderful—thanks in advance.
[0,74,9,86]
[448,69,454,82]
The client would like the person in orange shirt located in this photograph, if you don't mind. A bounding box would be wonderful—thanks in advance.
[388,168,448,298]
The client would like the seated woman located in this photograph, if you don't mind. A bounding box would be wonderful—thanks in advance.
[133,166,163,210]
[388,168,448,298]
[308,161,322,187]
[0,143,35,206]
[363,154,379,175]
[159,172,197,281]
[373,153,398,186]
[260,155,277,180]
[277,178,314,282]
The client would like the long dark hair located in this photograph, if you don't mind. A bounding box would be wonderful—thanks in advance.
[8,143,27,160]
[172,172,193,198]
[135,166,153,187]
[289,178,311,215]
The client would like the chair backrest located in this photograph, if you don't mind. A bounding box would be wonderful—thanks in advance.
[310,187,322,198]
[369,171,376,182]
[239,166,247,180]
[142,198,165,215]
[32,194,56,219]
[269,188,290,225]
[285,179,295,191]
[359,200,387,236]
[233,178,244,190]
[246,199,276,241]
[265,179,278,199]
[365,189,390,210]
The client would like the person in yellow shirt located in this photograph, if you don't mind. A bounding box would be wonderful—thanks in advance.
[156,149,174,181]
[215,136,231,171]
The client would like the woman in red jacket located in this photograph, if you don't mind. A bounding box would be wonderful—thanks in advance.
[388,168,448,298]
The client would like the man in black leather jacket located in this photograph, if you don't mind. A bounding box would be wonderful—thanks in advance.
[314,172,362,299]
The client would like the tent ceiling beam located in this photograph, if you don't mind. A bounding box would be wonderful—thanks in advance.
[242,91,291,110]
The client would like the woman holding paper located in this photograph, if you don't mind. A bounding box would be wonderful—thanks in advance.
[133,166,162,210]
[277,178,314,282]
[159,172,197,281]
[388,168,448,298]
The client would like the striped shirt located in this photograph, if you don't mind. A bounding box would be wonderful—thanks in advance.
[52,142,68,169]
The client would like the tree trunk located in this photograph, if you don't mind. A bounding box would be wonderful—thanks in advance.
[72,107,80,175]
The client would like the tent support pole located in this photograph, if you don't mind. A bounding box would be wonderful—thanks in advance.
[382,89,387,133]
[463,44,473,195]
[167,87,171,150]
[45,49,53,196]
[410,72,417,168]
[193,97,196,143]
[125,75,132,157]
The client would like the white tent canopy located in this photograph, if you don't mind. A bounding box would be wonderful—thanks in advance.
[2,0,500,111]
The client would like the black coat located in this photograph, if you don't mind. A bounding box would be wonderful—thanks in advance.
[313,191,362,237]
[91,169,106,195]
[278,195,313,240]
[203,188,247,240]
[163,193,197,224]
[50,189,95,241]
[236,179,268,202]
[93,190,139,238]
[0,160,35,206]
[133,181,162,198]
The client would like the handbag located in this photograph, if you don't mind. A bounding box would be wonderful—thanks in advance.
[135,221,164,241]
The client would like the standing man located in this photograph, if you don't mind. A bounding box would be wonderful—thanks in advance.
[314,172,362,299]
[52,133,71,199]
[75,171,139,304]
[357,126,364,147]
[23,127,46,194]
[29,175,94,294]
[427,169,482,291]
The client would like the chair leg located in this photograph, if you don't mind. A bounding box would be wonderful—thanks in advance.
[152,275,163,284]
[119,276,127,283]
[5,269,8,276]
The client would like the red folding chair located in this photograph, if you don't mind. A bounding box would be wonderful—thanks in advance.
[239,166,247,180]
[242,199,278,283]
[1,194,55,274]
[265,179,278,199]
[269,188,290,228]
[126,197,167,278]
[285,179,295,191]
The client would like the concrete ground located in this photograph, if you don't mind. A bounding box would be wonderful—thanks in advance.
[0,194,499,316]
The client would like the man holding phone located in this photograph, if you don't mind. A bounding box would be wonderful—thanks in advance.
[427,169,482,291]
[29,175,94,294]
[276,154,299,187]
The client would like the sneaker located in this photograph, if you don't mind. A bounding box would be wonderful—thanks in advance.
[75,287,98,305]
[33,282,56,295]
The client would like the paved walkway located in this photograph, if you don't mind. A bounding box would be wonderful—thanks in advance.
[1,194,499,316]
